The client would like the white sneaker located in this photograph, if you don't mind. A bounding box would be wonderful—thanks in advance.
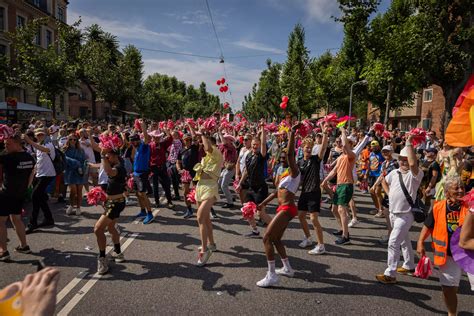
[308,244,326,255]
[110,252,125,263]
[276,267,295,278]
[97,257,109,275]
[196,249,212,267]
[75,208,82,216]
[198,243,217,252]
[66,205,74,215]
[348,218,360,228]
[298,237,313,248]
[256,272,279,287]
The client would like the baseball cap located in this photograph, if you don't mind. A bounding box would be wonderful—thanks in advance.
[382,145,393,152]
[130,134,140,141]
[371,140,380,147]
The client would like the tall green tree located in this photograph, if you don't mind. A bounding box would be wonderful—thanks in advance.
[253,59,282,119]
[280,24,312,117]
[118,45,144,110]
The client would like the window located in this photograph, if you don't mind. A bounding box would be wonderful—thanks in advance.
[79,107,88,117]
[46,30,52,47]
[400,120,408,131]
[422,118,432,130]
[33,0,40,6]
[0,7,5,31]
[423,89,433,102]
[57,6,65,23]
[0,44,6,56]
[410,119,418,129]
[17,15,26,28]
[34,28,41,46]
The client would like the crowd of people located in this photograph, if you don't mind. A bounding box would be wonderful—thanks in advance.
[0,113,473,315]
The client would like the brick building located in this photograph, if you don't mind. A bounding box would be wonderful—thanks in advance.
[0,0,69,119]
[68,83,112,121]
[367,85,446,135]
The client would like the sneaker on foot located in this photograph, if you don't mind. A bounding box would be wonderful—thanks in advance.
[66,205,74,215]
[38,220,54,228]
[198,243,217,252]
[167,202,174,209]
[298,237,313,248]
[97,257,109,275]
[111,252,125,263]
[125,199,134,206]
[332,230,343,236]
[135,210,147,219]
[348,218,360,228]
[0,251,11,261]
[197,249,213,267]
[308,244,326,255]
[143,213,155,225]
[244,230,260,238]
[375,274,397,284]
[374,211,385,218]
[14,245,32,254]
[256,272,279,287]
[222,203,234,209]
[75,208,82,216]
[183,210,193,218]
[211,213,219,219]
[25,224,37,235]
[275,267,295,278]
[335,236,351,245]
[396,267,415,275]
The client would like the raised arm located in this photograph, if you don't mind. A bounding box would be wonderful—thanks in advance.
[405,134,419,175]
[140,119,150,144]
[318,123,329,161]
[100,149,117,178]
[340,126,355,160]
[260,123,267,157]
[23,134,50,153]
[287,123,300,177]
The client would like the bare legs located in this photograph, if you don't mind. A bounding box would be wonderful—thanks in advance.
[196,197,216,252]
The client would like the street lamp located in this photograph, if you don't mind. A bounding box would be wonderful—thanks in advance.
[348,79,368,129]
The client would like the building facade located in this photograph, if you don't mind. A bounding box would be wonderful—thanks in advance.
[0,0,69,119]
[68,83,112,121]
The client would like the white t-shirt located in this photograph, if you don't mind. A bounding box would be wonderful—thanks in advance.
[386,168,424,214]
[98,165,108,185]
[238,147,249,174]
[35,142,56,177]
[80,138,96,163]
[312,144,321,156]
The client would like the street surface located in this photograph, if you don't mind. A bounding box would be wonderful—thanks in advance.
[1,188,473,315]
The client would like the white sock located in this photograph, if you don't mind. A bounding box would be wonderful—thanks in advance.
[267,260,275,273]
[281,258,292,270]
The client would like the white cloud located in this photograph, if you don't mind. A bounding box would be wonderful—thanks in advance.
[234,40,285,54]
[68,10,190,48]
[266,0,340,24]
[143,58,261,110]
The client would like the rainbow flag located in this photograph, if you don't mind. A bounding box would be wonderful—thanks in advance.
[446,75,474,147]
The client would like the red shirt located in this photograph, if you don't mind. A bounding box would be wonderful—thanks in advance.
[150,137,172,167]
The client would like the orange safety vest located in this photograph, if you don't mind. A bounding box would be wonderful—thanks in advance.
[431,200,468,266]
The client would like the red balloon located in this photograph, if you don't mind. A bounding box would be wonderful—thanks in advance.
[224,103,229,109]
[219,86,225,92]
[221,78,226,84]
[216,80,221,86]
[223,86,228,92]
[280,102,287,110]
[282,96,289,103]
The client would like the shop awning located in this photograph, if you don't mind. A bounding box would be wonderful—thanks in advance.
[0,102,52,113]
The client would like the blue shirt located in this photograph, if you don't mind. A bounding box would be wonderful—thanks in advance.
[133,142,150,175]
[369,151,384,177]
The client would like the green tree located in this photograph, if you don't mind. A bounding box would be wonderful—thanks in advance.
[253,59,282,119]
[280,24,312,117]
[118,45,144,110]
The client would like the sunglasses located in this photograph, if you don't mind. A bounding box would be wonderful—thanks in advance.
[399,158,408,162]
[69,138,77,141]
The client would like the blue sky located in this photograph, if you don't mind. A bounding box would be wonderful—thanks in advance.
[69,0,389,110]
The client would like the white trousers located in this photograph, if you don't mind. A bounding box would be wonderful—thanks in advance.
[384,212,415,277]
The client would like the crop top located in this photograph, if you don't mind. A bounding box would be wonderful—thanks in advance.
[278,167,301,194]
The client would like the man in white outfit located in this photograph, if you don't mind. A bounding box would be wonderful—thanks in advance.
[376,134,423,283]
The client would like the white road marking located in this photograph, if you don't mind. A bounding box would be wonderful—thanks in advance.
[55,233,133,313]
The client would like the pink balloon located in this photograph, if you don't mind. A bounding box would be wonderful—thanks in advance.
[216,80,221,86]
[280,102,287,110]
[221,78,226,84]
[282,96,289,103]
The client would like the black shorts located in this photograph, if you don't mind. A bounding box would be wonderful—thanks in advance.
[246,185,268,204]
[133,172,150,193]
[103,199,126,220]
[368,176,377,188]
[0,192,24,217]
[298,190,321,213]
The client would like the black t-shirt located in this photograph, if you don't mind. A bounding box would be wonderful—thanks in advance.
[106,160,127,195]
[178,144,199,171]
[424,202,461,256]
[394,137,403,154]
[421,159,441,185]
[299,155,321,193]
[245,152,266,188]
[93,136,101,163]
[0,151,35,198]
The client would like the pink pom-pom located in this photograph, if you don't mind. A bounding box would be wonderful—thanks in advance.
[336,115,356,123]
[297,119,314,138]
[413,255,432,279]
[265,123,278,133]
[409,128,427,147]
[197,117,204,126]
[185,118,196,128]
[167,120,175,130]
[86,186,107,206]
[462,189,474,209]
[203,117,217,131]
[382,130,392,140]
[220,117,232,130]
[0,124,14,141]
[159,121,166,130]
[134,119,142,132]
[241,202,257,220]
[127,176,134,190]
[186,188,196,204]
[181,170,192,183]
[373,122,385,132]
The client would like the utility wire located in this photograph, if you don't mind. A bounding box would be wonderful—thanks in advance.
[204,0,224,59]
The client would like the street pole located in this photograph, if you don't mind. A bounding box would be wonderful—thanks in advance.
[348,79,367,129]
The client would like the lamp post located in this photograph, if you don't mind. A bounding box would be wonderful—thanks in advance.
[348,79,368,129]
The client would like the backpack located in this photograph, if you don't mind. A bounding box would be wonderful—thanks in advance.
[48,147,66,174]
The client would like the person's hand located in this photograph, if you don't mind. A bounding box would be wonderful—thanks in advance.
[322,122,329,134]
[407,134,414,143]
[23,134,31,143]
[416,242,426,257]
[424,186,432,197]
[291,122,301,133]
[21,267,60,316]
[235,184,241,193]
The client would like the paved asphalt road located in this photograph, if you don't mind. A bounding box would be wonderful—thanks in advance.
[1,187,473,315]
